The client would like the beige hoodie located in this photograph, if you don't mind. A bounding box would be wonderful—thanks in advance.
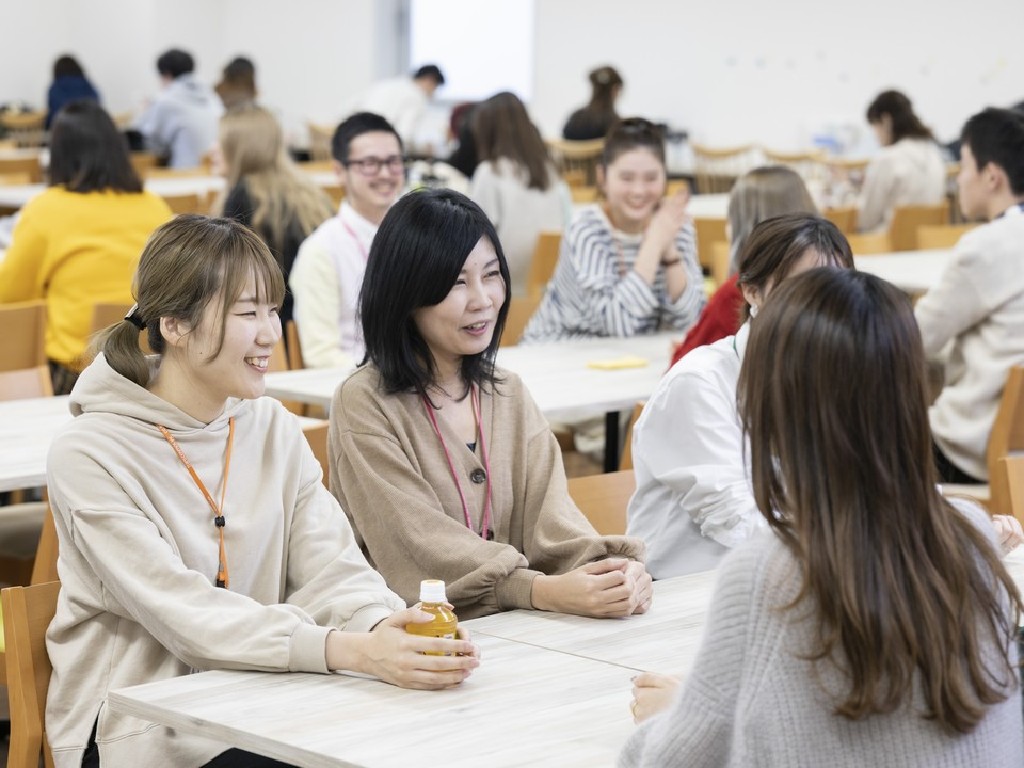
[45,354,404,768]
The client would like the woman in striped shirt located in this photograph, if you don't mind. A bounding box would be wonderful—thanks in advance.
[523,118,704,342]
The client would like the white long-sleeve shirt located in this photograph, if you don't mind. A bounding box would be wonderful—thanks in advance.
[626,323,766,578]
[857,137,946,233]
[289,202,377,369]
[915,204,1024,479]
[522,205,704,342]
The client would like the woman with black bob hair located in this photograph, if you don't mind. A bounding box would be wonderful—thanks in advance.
[0,99,172,394]
[330,188,652,620]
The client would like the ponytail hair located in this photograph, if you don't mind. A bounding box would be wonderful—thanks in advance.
[97,215,284,387]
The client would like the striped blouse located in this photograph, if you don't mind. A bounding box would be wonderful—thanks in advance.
[522,204,705,343]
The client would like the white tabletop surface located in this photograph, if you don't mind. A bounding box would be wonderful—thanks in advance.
[108,633,638,768]
[264,332,676,420]
[0,395,71,492]
[0,394,323,494]
[854,248,952,295]
[685,193,729,219]
[0,168,338,210]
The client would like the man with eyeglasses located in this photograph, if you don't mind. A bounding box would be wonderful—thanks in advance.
[290,112,405,368]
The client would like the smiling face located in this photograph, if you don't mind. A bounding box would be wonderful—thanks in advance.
[412,238,506,382]
[336,130,404,224]
[598,147,666,233]
[159,273,282,419]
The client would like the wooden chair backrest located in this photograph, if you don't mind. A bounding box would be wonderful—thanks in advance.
[710,240,732,287]
[285,320,305,370]
[321,183,345,208]
[761,148,826,185]
[0,300,46,372]
[307,122,337,162]
[30,511,59,586]
[500,296,540,348]
[618,401,646,472]
[824,205,859,236]
[0,366,53,400]
[888,202,950,252]
[0,171,31,185]
[566,470,636,536]
[987,367,1024,516]
[144,166,211,179]
[691,143,756,194]
[547,138,604,187]
[1002,456,1024,526]
[569,186,599,204]
[527,231,562,302]
[693,217,728,273]
[295,159,336,174]
[301,421,330,488]
[916,223,978,250]
[129,151,159,176]
[161,192,205,215]
[1,580,60,768]
[0,113,46,148]
[90,303,152,357]
[846,231,891,256]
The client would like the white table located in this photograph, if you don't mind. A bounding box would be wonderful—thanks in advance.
[0,395,323,494]
[108,633,637,768]
[265,333,676,471]
[854,248,952,295]
[0,396,71,493]
[685,193,729,220]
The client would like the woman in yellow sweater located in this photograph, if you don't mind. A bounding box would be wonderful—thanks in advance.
[0,100,172,394]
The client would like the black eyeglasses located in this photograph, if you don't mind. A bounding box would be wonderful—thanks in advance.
[343,155,406,176]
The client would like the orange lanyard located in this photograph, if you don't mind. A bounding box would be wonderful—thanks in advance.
[157,417,235,588]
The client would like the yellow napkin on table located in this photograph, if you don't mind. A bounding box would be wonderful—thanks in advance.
[586,356,649,370]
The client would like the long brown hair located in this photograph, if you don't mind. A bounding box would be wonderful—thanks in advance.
[472,91,554,191]
[739,268,1020,733]
[727,167,818,271]
[218,107,334,260]
[99,216,284,387]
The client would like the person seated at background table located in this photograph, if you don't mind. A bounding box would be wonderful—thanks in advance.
[857,89,946,233]
[46,215,480,768]
[214,55,257,113]
[217,106,334,329]
[916,106,1024,485]
[45,54,100,129]
[133,48,223,169]
[469,91,570,297]
[329,188,651,620]
[348,64,445,153]
[0,100,172,395]
[622,268,1024,767]
[522,117,704,343]
[446,101,479,180]
[668,166,818,366]
[628,215,854,579]
[289,112,405,369]
[562,65,623,141]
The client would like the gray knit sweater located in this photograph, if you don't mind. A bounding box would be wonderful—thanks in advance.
[620,506,1023,767]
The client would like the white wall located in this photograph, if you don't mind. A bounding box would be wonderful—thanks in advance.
[2,0,1022,153]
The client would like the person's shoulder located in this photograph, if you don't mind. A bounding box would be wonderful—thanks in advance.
[336,365,384,409]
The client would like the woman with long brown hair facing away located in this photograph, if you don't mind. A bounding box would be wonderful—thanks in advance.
[621,268,1023,766]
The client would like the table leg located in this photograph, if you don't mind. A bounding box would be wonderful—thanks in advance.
[604,411,620,473]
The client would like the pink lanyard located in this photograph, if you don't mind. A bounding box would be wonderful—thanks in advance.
[340,218,369,262]
[421,386,494,541]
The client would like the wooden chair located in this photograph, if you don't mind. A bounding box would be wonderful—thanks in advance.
[0,111,46,148]
[0,301,46,373]
[0,156,42,184]
[569,186,599,204]
[500,296,540,348]
[846,231,891,255]
[295,160,337,174]
[1,580,61,768]
[284,320,305,371]
[527,231,562,302]
[307,122,336,162]
[888,202,950,252]
[321,183,345,208]
[1002,456,1024,526]
[144,165,211,180]
[665,179,690,197]
[0,170,33,186]
[0,366,53,401]
[986,367,1024,517]
[823,205,858,236]
[161,192,205,215]
[618,402,646,472]
[761,148,826,186]
[693,217,728,274]
[547,138,604,187]
[916,223,978,250]
[691,143,758,194]
[89,302,152,357]
[301,421,331,488]
[129,151,159,177]
[566,470,636,535]
[710,240,732,287]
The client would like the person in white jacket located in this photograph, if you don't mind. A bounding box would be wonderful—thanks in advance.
[46,215,479,768]
[858,89,947,233]
[626,215,854,579]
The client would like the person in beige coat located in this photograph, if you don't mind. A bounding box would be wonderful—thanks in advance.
[46,215,479,768]
[329,188,652,620]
